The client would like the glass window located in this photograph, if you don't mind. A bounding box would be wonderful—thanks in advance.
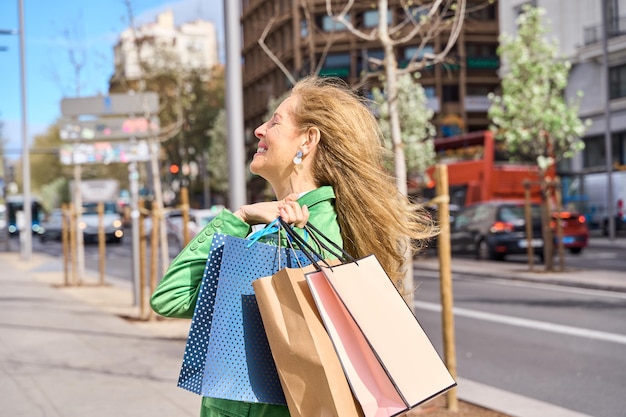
[609,64,626,99]
[466,85,493,95]
[300,19,308,37]
[583,134,623,168]
[364,49,385,60]
[442,85,459,102]
[408,6,429,22]
[363,10,391,28]
[466,43,497,58]
[454,207,476,229]
[404,45,434,60]
[468,3,497,20]
[320,15,350,32]
[473,205,492,222]
[621,134,626,165]
[324,53,350,67]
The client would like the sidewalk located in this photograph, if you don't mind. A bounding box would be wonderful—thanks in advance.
[0,250,596,417]
[416,236,626,293]
[0,252,198,417]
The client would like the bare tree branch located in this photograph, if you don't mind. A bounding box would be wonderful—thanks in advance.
[325,0,378,41]
[400,1,467,75]
[258,15,297,85]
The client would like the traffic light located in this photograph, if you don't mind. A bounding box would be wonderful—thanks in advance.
[169,164,180,175]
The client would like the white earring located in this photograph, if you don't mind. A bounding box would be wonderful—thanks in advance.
[293,150,303,165]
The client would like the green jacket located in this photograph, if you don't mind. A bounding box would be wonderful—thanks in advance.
[150,186,341,417]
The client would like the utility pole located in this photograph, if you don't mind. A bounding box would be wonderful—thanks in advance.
[602,0,616,240]
[223,0,247,210]
[17,0,32,261]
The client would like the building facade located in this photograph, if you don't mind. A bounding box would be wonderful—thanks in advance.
[500,0,626,227]
[500,0,626,172]
[240,0,500,140]
[110,9,219,85]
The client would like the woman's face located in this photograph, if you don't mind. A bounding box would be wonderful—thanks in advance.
[250,95,305,180]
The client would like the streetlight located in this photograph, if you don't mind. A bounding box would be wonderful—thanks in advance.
[1,2,31,260]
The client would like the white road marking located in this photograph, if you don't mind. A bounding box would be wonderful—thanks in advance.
[414,300,626,345]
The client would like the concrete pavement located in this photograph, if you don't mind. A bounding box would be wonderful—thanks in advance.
[0,251,199,417]
[416,235,626,293]
[3,238,622,417]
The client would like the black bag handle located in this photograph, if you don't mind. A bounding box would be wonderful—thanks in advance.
[304,221,356,263]
[277,218,356,271]
[278,218,328,270]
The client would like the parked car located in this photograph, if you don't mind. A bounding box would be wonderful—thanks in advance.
[39,209,65,242]
[450,200,544,261]
[80,201,124,244]
[551,210,589,254]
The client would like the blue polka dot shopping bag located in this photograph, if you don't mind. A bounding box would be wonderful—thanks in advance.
[176,232,312,405]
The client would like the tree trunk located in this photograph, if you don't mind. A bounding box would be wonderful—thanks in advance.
[378,0,413,301]
[541,177,554,271]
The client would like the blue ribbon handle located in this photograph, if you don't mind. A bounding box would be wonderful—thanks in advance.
[246,217,309,248]
[246,218,280,247]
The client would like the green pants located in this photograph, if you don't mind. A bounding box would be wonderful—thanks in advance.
[201,397,290,417]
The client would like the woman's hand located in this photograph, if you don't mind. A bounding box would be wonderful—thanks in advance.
[234,193,309,227]
[278,194,309,228]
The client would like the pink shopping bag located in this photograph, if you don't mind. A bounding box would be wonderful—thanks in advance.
[306,255,456,417]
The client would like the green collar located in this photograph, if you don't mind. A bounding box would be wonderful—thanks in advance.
[297,185,335,207]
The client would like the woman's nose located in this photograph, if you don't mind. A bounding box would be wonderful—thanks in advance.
[254,123,265,138]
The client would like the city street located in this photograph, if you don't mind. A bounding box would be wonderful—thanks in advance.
[4,229,626,417]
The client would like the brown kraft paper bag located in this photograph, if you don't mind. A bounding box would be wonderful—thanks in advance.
[253,264,363,417]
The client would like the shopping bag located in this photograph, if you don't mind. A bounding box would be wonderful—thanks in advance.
[253,263,363,417]
[177,233,227,394]
[307,255,457,417]
[177,231,313,405]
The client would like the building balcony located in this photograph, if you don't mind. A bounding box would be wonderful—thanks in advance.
[579,18,626,62]
[583,17,626,45]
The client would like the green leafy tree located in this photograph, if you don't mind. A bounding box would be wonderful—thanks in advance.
[372,73,436,178]
[488,5,591,270]
[29,125,129,206]
[488,5,590,171]
[29,126,66,199]
[206,109,229,197]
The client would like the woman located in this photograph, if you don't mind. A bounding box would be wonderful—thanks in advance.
[151,76,436,417]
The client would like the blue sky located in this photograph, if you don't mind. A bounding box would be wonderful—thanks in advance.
[0,0,224,160]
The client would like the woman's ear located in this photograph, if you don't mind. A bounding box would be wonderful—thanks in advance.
[302,127,320,155]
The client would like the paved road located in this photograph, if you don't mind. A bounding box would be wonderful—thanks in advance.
[412,268,626,417]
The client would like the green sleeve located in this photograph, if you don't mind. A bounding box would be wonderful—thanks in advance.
[150,209,251,318]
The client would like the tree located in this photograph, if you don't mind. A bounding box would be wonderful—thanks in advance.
[372,72,436,178]
[324,0,485,191]
[206,109,229,199]
[487,5,591,270]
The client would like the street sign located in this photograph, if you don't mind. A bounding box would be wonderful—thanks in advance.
[58,117,159,141]
[60,92,159,117]
[59,140,151,165]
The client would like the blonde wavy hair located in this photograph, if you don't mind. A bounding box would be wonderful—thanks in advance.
[290,76,437,286]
